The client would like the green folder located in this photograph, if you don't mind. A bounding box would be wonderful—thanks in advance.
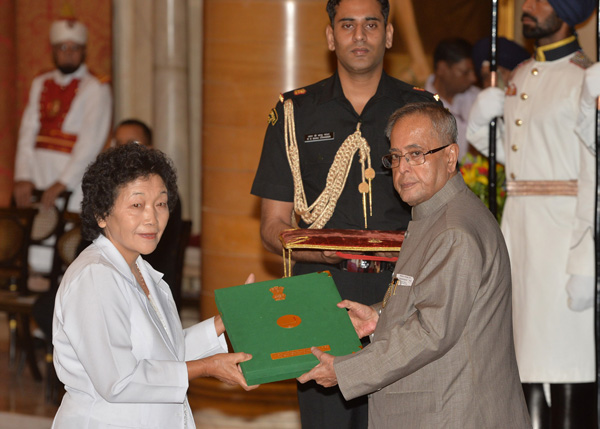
[215,271,362,385]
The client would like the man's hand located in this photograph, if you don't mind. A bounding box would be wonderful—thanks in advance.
[297,347,338,388]
[321,250,344,264]
[259,199,344,264]
[13,181,34,207]
[374,250,399,260]
[338,299,379,338]
[41,182,67,209]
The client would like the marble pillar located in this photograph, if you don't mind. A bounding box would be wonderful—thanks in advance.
[153,0,191,218]
[187,0,203,232]
[112,0,154,127]
[113,0,202,226]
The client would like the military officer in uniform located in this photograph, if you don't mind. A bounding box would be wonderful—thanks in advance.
[251,0,439,427]
[467,0,596,426]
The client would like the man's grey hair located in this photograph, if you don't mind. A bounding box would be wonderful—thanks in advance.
[385,102,457,145]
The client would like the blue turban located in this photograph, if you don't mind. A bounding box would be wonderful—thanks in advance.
[472,37,531,80]
[547,0,596,28]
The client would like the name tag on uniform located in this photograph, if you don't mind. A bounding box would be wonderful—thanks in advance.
[304,132,334,143]
[395,273,414,287]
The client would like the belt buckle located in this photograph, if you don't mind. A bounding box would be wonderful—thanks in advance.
[342,259,387,273]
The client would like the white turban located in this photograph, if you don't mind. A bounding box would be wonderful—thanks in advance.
[50,19,87,45]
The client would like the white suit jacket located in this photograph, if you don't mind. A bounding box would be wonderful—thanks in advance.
[52,234,227,428]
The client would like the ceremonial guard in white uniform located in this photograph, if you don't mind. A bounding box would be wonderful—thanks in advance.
[13,18,112,272]
[14,18,112,213]
[467,0,596,425]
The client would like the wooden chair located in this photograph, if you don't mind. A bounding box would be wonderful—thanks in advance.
[26,189,72,277]
[0,189,72,383]
[0,207,41,380]
[48,211,82,292]
[41,211,83,402]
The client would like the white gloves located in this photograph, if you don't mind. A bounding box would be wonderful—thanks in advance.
[566,275,595,312]
[466,87,506,158]
[468,87,505,129]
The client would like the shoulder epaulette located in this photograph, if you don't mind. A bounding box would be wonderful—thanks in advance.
[279,87,307,103]
[570,51,593,69]
[412,86,440,102]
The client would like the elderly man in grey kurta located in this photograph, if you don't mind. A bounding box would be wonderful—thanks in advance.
[298,102,531,428]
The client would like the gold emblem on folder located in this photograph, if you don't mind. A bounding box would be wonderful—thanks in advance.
[270,286,286,301]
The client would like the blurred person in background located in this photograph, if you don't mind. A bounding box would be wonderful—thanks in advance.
[425,38,479,162]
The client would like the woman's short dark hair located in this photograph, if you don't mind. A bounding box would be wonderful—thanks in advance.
[80,143,178,241]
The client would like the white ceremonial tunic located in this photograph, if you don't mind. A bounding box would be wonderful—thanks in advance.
[467,38,595,383]
[14,64,112,212]
[14,64,111,272]
[52,235,228,428]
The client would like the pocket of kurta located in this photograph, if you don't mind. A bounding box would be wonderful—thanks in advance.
[383,390,438,414]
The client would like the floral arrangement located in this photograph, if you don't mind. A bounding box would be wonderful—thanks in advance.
[459,153,506,223]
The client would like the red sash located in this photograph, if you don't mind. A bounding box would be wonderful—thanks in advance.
[35,78,80,154]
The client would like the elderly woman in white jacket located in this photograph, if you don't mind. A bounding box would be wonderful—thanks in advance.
[51,143,256,429]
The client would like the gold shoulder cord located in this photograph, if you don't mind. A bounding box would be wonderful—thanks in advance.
[282,99,375,276]
[283,99,375,229]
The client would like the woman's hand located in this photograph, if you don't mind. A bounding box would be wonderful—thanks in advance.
[187,352,259,391]
[213,315,225,336]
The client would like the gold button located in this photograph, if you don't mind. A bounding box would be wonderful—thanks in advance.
[531,68,539,76]
[520,93,528,100]
[511,144,518,151]
[515,119,523,126]
[510,173,516,180]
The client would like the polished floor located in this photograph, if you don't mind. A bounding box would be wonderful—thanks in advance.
[0,306,300,428]
[0,312,59,420]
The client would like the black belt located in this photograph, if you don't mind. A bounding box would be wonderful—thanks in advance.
[338,259,395,273]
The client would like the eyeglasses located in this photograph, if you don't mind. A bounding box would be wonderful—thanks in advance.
[382,144,450,169]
